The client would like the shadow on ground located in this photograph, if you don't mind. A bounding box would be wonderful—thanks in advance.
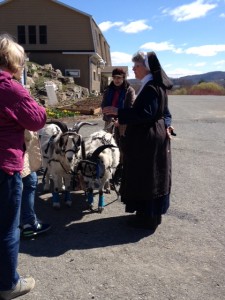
[20,182,152,258]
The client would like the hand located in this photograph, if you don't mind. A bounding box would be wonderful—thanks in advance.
[114,119,119,127]
[166,126,176,139]
[102,106,118,116]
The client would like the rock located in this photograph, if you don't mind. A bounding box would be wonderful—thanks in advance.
[26,61,101,112]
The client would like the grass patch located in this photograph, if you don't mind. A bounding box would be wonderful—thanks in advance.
[46,108,80,119]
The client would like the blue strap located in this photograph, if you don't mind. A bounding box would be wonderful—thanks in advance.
[98,194,105,207]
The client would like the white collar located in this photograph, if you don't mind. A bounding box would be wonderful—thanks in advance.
[136,73,153,97]
[141,73,153,84]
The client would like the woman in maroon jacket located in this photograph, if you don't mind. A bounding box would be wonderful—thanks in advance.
[0,34,46,300]
[101,68,135,161]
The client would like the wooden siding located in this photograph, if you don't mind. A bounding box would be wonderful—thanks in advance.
[0,0,112,92]
[30,52,90,88]
[0,0,94,51]
[90,20,111,66]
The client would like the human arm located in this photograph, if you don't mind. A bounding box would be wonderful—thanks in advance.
[124,85,136,108]
[163,104,176,138]
[103,86,159,125]
[6,81,46,131]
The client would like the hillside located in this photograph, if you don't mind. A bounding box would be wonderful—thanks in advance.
[172,71,225,85]
[128,71,225,90]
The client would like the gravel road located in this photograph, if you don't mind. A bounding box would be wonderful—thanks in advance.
[19,95,225,300]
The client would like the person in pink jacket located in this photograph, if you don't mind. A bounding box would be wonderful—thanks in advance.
[0,34,46,300]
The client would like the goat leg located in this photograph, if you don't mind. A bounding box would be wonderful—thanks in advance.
[64,190,72,207]
[98,190,105,213]
[87,188,94,210]
[52,192,60,209]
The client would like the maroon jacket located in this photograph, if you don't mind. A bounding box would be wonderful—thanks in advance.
[0,70,46,173]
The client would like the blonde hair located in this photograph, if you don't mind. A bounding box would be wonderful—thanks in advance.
[0,33,26,73]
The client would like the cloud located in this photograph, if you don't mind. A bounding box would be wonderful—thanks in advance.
[98,21,123,32]
[111,52,132,65]
[166,68,202,78]
[213,60,225,69]
[140,41,183,53]
[185,44,225,56]
[119,20,152,33]
[194,62,207,67]
[139,41,225,57]
[219,13,225,17]
[98,20,152,33]
[213,60,225,65]
[163,0,217,22]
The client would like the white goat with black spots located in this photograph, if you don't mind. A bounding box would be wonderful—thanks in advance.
[77,129,120,213]
[40,121,94,208]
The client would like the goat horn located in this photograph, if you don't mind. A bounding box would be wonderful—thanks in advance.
[91,144,117,160]
[46,120,68,133]
[72,122,98,133]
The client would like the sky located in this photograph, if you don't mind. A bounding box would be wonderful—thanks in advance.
[56,0,225,79]
[1,0,224,78]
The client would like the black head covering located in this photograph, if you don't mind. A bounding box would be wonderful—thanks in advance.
[147,51,173,90]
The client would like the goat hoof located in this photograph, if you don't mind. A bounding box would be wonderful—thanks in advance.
[98,207,104,213]
[65,200,72,207]
[53,202,61,209]
[88,204,94,211]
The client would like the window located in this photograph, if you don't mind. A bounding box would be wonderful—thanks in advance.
[93,71,96,81]
[65,69,80,77]
[39,26,47,44]
[28,26,36,44]
[17,26,26,44]
[17,25,47,45]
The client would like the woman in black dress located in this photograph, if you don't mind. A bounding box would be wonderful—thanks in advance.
[103,51,173,231]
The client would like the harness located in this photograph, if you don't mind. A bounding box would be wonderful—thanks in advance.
[77,132,116,179]
[58,132,81,159]
[42,131,82,183]
[48,158,73,174]
[77,158,101,179]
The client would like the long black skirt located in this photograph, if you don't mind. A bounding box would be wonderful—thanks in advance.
[121,193,170,217]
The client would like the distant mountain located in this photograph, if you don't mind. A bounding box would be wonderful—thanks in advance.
[172,71,225,86]
[128,71,225,89]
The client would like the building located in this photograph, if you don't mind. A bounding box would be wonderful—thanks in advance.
[0,0,114,93]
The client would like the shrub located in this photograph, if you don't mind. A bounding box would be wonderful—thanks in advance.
[189,82,225,95]
[172,88,188,95]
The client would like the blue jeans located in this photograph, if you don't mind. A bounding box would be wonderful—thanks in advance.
[0,170,22,291]
[21,172,38,226]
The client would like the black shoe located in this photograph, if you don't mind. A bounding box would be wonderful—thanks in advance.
[21,222,51,238]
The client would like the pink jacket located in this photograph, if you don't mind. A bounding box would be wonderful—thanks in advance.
[0,70,46,173]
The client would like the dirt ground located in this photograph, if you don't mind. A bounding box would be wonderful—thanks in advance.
[18,95,225,300]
